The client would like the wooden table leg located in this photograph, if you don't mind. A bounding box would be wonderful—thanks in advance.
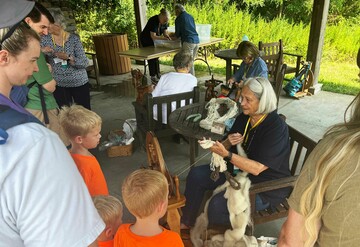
[225,58,232,81]
[167,208,181,236]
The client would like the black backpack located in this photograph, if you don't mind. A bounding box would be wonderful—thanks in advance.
[0,104,43,145]
[10,81,49,124]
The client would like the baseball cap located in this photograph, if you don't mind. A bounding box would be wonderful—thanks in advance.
[0,0,35,29]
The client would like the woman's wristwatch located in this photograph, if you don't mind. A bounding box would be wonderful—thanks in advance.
[224,151,232,162]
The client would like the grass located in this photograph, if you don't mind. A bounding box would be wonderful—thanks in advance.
[159,56,360,95]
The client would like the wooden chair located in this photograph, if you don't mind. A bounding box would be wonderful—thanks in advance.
[132,86,200,143]
[250,125,317,225]
[85,52,101,90]
[260,39,303,79]
[145,131,186,235]
[283,51,303,79]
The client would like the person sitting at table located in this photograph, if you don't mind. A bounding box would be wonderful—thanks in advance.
[227,41,268,98]
[151,51,197,124]
[181,77,291,229]
[140,8,171,83]
[278,92,360,247]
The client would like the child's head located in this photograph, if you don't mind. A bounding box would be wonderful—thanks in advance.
[93,195,123,241]
[59,105,102,148]
[122,169,168,219]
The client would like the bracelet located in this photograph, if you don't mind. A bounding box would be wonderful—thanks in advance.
[224,151,232,162]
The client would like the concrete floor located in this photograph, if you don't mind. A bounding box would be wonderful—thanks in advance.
[88,63,356,241]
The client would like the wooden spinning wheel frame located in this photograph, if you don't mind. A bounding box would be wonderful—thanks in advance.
[145,131,177,199]
[145,132,186,235]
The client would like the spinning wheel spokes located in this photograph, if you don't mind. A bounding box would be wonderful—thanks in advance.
[145,131,176,198]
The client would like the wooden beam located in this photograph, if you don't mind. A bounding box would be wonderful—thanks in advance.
[133,0,147,47]
[307,0,330,94]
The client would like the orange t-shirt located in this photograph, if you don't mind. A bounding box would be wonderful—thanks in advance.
[71,153,109,196]
[98,239,114,247]
[114,224,184,247]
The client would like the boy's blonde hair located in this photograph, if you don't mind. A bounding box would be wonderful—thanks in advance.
[58,105,102,138]
[122,169,168,219]
[93,195,123,226]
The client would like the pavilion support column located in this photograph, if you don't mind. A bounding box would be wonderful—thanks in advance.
[133,0,147,47]
[307,0,329,94]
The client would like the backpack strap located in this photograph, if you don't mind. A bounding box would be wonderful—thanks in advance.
[37,83,49,124]
[0,104,43,145]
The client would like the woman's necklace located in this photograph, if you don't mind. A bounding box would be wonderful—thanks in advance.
[51,31,66,52]
[243,60,254,78]
[243,114,267,145]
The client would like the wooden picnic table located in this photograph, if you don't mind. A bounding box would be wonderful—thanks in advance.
[214,48,239,81]
[168,102,225,165]
[118,38,224,75]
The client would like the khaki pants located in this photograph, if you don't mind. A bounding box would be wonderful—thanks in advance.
[181,42,199,76]
[26,108,70,146]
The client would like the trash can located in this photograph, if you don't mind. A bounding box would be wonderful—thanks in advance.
[93,33,131,75]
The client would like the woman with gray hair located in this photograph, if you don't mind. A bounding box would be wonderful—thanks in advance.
[151,51,197,124]
[41,9,90,109]
[181,77,291,228]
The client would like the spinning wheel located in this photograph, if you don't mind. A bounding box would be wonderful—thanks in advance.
[145,132,186,235]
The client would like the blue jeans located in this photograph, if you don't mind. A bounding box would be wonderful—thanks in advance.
[182,165,270,227]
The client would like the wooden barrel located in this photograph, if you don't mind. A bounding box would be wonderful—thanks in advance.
[93,33,131,75]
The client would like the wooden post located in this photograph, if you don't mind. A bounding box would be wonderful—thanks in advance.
[307,0,330,94]
[133,0,147,47]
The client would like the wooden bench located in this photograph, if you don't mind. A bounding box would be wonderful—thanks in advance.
[132,86,200,144]
[250,125,317,225]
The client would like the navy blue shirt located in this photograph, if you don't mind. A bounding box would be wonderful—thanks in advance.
[140,15,168,46]
[175,11,199,44]
[228,111,291,207]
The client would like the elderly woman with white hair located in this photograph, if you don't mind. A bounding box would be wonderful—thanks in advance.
[41,9,90,109]
[181,77,291,228]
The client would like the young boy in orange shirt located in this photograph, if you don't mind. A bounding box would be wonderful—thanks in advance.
[93,195,123,247]
[114,169,183,247]
[59,105,108,196]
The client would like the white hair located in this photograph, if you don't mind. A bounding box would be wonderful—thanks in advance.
[244,77,277,114]
[48,8,67,29]
[175,4,185,15]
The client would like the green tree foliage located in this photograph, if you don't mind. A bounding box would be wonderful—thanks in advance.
[72,0,359,60]
[68,0,137,51]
